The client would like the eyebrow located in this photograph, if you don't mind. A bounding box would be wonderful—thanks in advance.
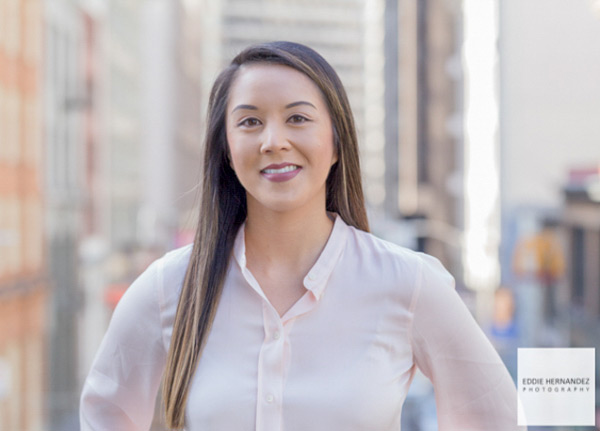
[231,104,258,113]
[285,101,316,110]
[231,100,317,114]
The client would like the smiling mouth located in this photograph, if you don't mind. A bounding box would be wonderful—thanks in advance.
[261,165,300,174]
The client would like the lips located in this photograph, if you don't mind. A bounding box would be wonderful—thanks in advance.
[260,163,302,182]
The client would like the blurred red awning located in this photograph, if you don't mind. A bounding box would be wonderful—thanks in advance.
[104,283,128,309]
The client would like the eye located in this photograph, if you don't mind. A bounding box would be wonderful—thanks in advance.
[238,117,261,127]
[288,114,309,124]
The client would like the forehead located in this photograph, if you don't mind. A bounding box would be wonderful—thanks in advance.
[228,63,325,105]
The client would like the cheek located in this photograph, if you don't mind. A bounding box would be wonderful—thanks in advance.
[227,140,254,176]
[320,130,337,166]
[225,130,242,166]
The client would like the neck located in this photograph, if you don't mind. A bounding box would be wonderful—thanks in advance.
[244,202,334,270]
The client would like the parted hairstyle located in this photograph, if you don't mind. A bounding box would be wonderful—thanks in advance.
[162,41,370,428]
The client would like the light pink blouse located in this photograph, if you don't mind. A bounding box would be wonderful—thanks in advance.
[80,214,524,430]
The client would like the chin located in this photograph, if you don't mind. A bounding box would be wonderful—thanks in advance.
[249,194,318,215]
[261,200,307,214]
[247,187,327,216]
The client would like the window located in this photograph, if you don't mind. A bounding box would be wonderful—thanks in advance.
[12,198,23,275]
[0,86,6,162]
[23,0,41,64]
[24,196,43,273]
[5,0,21,57]
[0,198,22,277]
[23,97,41,168]
[6,89,21,165]
[0,1,6,50]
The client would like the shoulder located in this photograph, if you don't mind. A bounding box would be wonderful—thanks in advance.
[345,225,433,274]
[158,243,194,283]
[152,243,194,307]
[110,244,194,351]
[116,244,192,312]
[342,224,454,295]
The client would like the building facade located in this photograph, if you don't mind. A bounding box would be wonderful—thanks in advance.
[0,0,47,429]
[499,0,600,292]
[560,170,600,339]
[383,0,463,275]
[44,0,89,427]
[172,0,207,245]
[558,169,600,417]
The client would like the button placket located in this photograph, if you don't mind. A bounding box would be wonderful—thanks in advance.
[255,302,285,430]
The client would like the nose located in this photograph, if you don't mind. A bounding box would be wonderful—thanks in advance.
[260,122,291,153]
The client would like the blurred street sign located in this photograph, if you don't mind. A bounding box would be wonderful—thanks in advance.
[513,229,565,282]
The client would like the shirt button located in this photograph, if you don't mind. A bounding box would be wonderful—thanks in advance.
[307,273,316,281]
[273,331,281,340]
[266,394,274,403]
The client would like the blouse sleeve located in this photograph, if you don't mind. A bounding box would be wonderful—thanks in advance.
[80,259,167,431]
[409,253,526,431]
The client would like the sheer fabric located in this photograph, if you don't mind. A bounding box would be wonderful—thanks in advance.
[80,215,524,430]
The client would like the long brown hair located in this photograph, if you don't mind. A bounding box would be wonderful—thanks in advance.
[162,41,369,428]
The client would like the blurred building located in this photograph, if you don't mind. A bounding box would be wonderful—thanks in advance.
[0,0,47,429]
[557,167,600,417]
[382,0,463,276]
[75,1,208,429]
[95,0,202,252]
[499,0,600,213]
[75,0,111,422]
[76,0,174,392]
[172,0,207,244]
[560,168,600,341]
[75,0,149,397]
[105,0,145,248]
[44,0,90,427]
[496,1,600,375]
[499,0,600,286]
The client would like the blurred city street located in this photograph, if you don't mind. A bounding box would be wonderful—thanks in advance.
[1,0,600,429]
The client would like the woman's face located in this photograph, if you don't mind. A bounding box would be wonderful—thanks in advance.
[226,64,338,215]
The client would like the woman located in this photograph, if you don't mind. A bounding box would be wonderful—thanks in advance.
[80,41,524,430]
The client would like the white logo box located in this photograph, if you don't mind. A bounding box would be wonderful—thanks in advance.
[518,348,595,426]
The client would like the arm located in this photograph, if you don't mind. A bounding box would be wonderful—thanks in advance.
[409,254,526,431]
[80,259,167,431]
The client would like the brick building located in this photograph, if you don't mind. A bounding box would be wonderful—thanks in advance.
[0,0,47,429]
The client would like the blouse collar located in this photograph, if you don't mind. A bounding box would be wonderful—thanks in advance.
[232,213,349,301]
